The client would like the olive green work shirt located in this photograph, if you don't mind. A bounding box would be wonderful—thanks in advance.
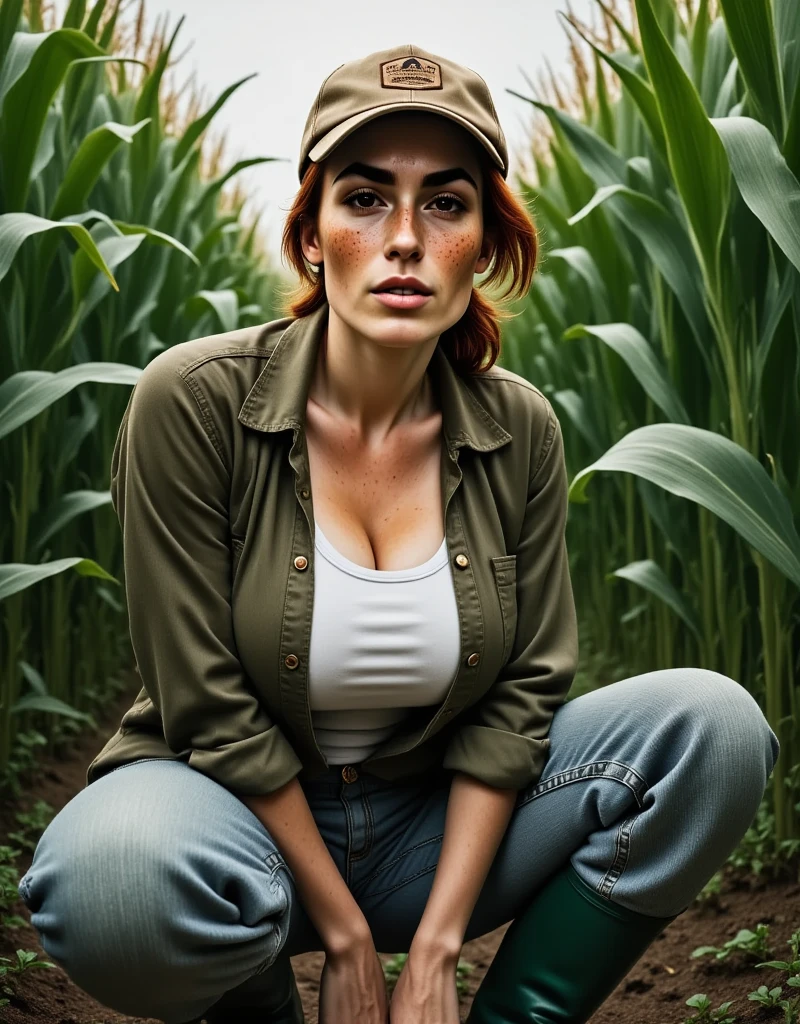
[86,299,578,797]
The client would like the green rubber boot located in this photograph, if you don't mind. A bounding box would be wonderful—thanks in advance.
[465,861,680,1024]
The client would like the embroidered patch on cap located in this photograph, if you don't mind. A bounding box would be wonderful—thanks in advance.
[380,55,442,90]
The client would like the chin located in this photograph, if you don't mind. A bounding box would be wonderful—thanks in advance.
[367,313,443,345]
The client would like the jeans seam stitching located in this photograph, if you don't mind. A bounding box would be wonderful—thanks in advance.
[598,811,638,898]
[340,789,355,888]
[358,788,375,861]
[364,861,440,899]
[357,833,445,889]
[516,760,648,810]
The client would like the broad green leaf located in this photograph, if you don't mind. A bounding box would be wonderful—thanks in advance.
[608,558,702,639]
[63,208,200,266]
[0,363,140,440]
[0,557,118,602]
[719,0,786,141]
[568,184,714,365]
[30,106,59,180]
[30,490,113,555]
[563,322,691,425]
[0,212,117,289]
[507,91,627,188]
[569,423,800,589]
[553,388,603,453]
[185,289,239,333]
[11,693,95,721]
[712,115,800,274]
[547,247,611,322]
[62,0,87,29]
[0,0,23,70]
[634,0,730,287]
[0,29,104,209]
[83,0,108,40]
[72,231,145,309]
[49,118,151,220]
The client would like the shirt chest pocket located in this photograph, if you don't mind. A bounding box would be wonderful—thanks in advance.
[490,554,518,666]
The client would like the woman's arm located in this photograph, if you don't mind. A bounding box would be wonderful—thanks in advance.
[241,778,372,954]
[386,773,516,1022]
[410,770,517,959]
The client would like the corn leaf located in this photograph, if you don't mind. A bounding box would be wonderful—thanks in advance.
[569,423,800,589]
[634,0,731,286]
[609,558,702,639]
[0,558,117,602]
[712,114,800,274]
[0,29,104,209]
[0,363,140,440]
[563,322,692,425]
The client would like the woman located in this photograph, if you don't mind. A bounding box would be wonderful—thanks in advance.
[18,44,779,1024]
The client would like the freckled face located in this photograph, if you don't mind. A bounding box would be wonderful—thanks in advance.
[300,112,495,350]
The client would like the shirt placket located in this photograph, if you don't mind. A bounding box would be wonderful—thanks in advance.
[277,423,487,777]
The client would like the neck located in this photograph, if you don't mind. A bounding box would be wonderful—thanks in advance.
[308,304,440,444]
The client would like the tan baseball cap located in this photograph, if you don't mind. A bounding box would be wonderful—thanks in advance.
[298,44,508,182]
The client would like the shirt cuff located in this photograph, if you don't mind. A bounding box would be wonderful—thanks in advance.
[442,724,551,790]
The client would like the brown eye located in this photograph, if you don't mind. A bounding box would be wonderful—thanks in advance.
[344,189,382,211]
[432,194,466,214]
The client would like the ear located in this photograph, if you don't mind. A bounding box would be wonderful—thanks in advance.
[300,216,323,267]
[474,228,497,275]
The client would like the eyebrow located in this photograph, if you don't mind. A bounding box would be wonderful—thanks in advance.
[332,161,478,191]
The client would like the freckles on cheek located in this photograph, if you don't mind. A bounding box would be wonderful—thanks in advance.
[430,229,482,282]
[325,226,370,277]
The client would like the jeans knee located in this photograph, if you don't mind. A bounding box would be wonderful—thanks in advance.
[16,823,291,1022]
[688,669,779,781]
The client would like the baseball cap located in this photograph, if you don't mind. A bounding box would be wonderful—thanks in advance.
[298,44,508,182]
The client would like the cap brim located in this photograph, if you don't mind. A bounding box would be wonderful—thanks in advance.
[305,102,506,177]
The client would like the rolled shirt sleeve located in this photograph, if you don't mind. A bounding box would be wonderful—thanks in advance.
[111,354,304,796]
[443,403,579,791]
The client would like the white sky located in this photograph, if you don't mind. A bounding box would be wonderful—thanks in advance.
[108,0,600,265]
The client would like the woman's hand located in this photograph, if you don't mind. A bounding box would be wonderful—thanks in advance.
[319,933,390,1023]
[389,946,461,1024]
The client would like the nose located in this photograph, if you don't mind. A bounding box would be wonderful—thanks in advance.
[383,202,424,262]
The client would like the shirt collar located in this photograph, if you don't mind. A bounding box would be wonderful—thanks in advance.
[238,300,511,454]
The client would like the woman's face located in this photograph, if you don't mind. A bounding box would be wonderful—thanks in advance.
[300,111,496,349]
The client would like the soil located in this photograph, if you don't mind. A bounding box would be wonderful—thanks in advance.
[1,677,798,1024]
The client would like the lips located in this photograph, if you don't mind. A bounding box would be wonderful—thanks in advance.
[371,277,432,295]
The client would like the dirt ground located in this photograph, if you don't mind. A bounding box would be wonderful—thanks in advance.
[1,681,798,1024]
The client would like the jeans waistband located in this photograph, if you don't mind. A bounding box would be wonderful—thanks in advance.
[300,761,439,797]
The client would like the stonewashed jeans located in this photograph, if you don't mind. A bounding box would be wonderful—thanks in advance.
[18,667,779,1024]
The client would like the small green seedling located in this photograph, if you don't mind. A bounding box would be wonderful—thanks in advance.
[0,846,28,931]
[682,992,737,1023]
[748,984,784,1007]
[0,949,57,1009]
[7,800,55,854]
[381,952,474,997]
[754,928,800,985]
[692,924,772,962]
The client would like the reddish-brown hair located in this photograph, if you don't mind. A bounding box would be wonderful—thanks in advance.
[279,154,538,375]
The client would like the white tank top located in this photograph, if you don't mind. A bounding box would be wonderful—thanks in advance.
[308,521,461,764]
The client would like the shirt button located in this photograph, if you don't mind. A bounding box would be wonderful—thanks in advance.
[300,488,310,499]
[454,554,469,569]
[284,654,299,669]
[294,555,308,570]
[342,765,358,783]
[467,652,480,667]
